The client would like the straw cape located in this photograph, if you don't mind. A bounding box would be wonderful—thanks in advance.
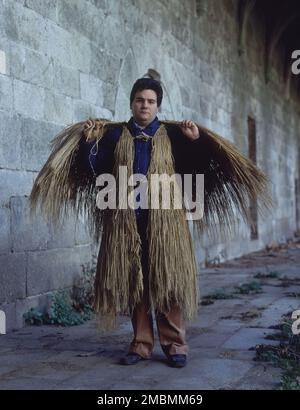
[29,118,272,329]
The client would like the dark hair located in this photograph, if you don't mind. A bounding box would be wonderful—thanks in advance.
[130,78,163,107]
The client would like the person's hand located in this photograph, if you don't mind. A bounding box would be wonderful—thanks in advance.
[179,120,200,141]
[83,118,107,141]
[83,118,96,140]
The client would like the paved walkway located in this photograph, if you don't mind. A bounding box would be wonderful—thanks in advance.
[0,242,299,390]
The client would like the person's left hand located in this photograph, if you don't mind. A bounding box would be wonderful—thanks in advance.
[179,120,200,141]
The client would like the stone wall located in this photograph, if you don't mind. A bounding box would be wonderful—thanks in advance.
[0,0,299,330]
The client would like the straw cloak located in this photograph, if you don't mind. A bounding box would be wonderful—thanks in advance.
[30,118,271,329]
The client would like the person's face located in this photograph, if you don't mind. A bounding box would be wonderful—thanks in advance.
[130,89,158,126]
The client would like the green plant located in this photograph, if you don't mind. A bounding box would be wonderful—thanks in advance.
[201,280,264,306]
[254,271,281,279]
[234,280,262,295]
[46,289,92,326]
[23,261,96,327]
[281,375,300,390]
[23,307,44,326]
[253,315,300,390]
[201,289,238,305]
[207,290,237,300]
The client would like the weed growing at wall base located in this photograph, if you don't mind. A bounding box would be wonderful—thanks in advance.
[253,312,300,390]
[23,262,96,327]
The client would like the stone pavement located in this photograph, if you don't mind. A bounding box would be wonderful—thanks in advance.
[0,242,299,390]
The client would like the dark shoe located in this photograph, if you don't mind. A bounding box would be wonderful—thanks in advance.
[120,352,144,365]
[167,354,187,368]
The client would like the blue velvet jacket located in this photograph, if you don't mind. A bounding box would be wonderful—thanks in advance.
[78,116,204,221]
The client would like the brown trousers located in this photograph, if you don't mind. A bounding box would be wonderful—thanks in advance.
[128,215,188,359]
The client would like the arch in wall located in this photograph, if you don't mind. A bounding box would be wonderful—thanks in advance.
[114,48,184,121]
[114,47,139,121]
